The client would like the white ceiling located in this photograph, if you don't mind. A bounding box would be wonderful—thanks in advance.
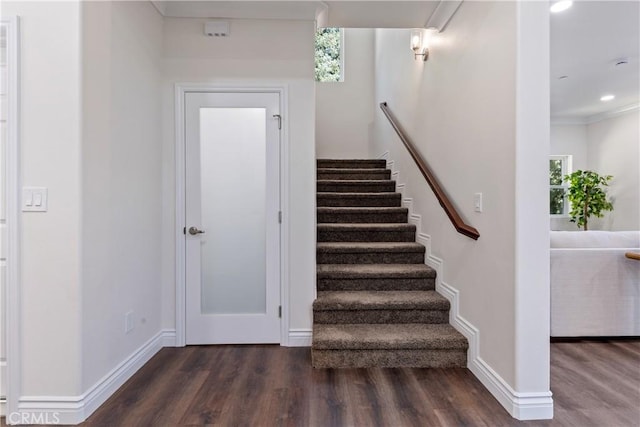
[550,1,639,121]
[153,1,322,21]
[152,1,442,28]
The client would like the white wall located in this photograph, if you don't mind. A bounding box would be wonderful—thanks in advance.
[2,1,83,397]
[587,110,640,231]
[316,29,375,159]
[550,124,587,169]
[513,2,551,412]
[373,1,551,418]
[161,18,316,335]
[2,0,165,418]
[374,2,518,384]
[81,1,163,390]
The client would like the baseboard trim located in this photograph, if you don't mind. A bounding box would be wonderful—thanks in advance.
[287,329,312,347]
[468,353,553,420]
[387,156,553,421]
[161,328,177,347]
[16,329,174,425]
[1,358,5,416]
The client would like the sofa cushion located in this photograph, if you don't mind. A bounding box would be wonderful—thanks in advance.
[550,230,640,249]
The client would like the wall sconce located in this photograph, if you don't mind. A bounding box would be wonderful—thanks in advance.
[410,28,438,62]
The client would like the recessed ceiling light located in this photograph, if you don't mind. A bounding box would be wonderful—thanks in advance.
[550,1,573,13]
[600,94,615,102]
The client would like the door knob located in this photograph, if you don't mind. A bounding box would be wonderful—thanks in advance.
[188,226,205,235]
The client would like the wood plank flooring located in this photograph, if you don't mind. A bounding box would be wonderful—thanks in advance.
[3,340,639,426]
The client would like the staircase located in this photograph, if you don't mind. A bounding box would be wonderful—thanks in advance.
[312,159,468,368]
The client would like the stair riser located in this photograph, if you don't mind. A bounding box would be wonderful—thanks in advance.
[317,182,396,193]
[317,252,425,264]
[317,160,386,169]
[317,278,435,291]
[317,211,408,224]
[311,349,467,368]
[317,171,391,180]
[314,310,448,324]
[317,195,402,207]
[318,229,415,242]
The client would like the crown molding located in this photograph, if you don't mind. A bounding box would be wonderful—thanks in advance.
[586,103,639,124]
[150,1,167,17]
[425,0,463,31]
[552,103,639,126]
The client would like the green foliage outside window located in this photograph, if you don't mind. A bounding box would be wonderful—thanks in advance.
[549,159,565,215]
[315,28,342,82]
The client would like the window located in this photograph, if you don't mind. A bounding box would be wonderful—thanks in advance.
[550,155,572,215]
[315,28,343,82]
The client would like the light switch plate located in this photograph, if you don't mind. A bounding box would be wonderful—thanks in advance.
[474,192,483,213]
[23,187,48,212]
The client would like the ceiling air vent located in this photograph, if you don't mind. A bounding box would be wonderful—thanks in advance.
[204,21,230,37]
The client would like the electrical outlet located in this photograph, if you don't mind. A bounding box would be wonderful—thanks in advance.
[125,311,134,333]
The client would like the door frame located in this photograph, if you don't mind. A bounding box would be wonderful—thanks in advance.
[174,83,290,347]
[2,16,22,418]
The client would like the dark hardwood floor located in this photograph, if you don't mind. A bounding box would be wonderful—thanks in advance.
[84,339,639,427]
[3,340,639,426]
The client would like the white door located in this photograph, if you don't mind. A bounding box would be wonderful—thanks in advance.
[185,91,281,345]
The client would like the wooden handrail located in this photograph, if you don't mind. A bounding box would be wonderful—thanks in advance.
[625,252,640,261]
[379,102,480,240]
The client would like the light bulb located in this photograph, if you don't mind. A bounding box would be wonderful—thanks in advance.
[550,1,573,13]
[412,35,421,49]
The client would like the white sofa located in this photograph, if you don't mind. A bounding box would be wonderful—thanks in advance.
[550,230,640,337]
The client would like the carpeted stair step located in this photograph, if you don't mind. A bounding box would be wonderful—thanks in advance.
[313,157,469,370]
[317,223,416,242]
[317,207,408,224]
[317,168,391,181]
[317,180,396,193]
[311,323,468,368]
[317,192,402,207]
[313,290,449,324]
[317,264,436,291]
[317,159,387,169]
[317,242,425,264]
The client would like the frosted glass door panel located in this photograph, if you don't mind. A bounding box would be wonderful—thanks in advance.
[200,108,266,314]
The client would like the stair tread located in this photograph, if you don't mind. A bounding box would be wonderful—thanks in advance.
[317,192,401,198]
[313,323,468,350]
[314,290,449,310]
[317,159,386,161]
[317,159,386,164]
[317,263,435,278]
[317,168,390,173]
[318,179,394,184]
[317,223,415,230]
[317,242,425,253]
[317,207,408,213]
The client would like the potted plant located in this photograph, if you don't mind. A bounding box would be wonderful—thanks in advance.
[564,170,613,231]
